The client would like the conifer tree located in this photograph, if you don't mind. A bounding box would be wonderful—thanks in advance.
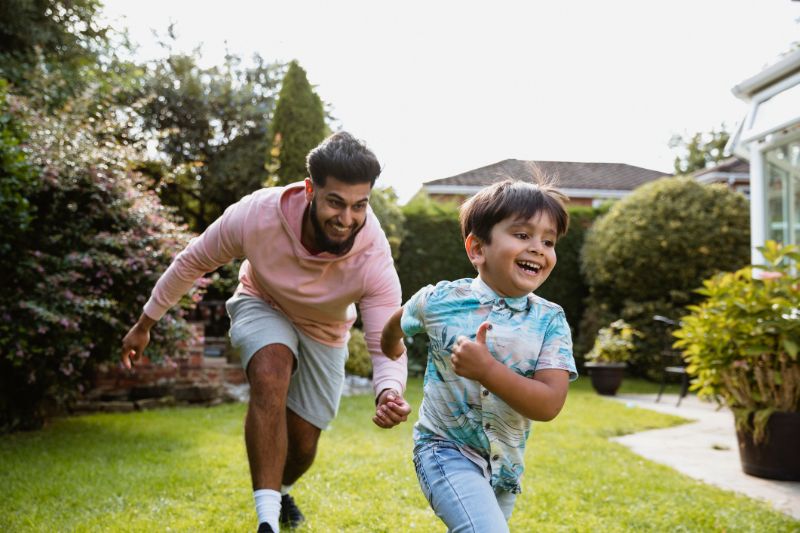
[268,60,327,186]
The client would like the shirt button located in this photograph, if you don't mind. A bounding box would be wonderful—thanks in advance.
[498,299,505,305]
[484,423,491,430]
[482,389,489,397]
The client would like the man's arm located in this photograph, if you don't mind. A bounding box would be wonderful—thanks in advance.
[358,243,411,428]
[358,248,408,399]
[371,306,411,428]
[121,312,157,369]
[121,194,250,367]
[450,322,570,421]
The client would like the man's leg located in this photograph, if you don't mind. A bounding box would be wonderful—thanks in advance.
[283,408,321,485]
[278,409,321,528]
[245,344,296,490]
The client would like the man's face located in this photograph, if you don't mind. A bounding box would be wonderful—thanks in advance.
[304,177,372,255]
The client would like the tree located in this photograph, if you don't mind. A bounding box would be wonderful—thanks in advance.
[136,48,283,231]
[0,85,199,431]
[671,127,730,175]
[267,60,327,186]
[0,0,111,106]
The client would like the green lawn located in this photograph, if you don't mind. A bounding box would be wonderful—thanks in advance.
[1,378,796,532]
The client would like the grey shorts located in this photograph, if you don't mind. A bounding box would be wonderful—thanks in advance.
[225,293,348,430]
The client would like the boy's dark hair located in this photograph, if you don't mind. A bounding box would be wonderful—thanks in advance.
[459,173,570,243]
[306,131,382,187]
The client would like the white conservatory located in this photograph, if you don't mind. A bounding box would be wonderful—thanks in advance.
[729,47,800,263]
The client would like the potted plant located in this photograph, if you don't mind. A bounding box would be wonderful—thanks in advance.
[673,241,800,481]
[584,319,641,396]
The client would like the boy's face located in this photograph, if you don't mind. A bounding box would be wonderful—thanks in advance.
[466,211,558,298]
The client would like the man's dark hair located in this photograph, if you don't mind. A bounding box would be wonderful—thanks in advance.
[460,173,570,244]
[306,131,382,187]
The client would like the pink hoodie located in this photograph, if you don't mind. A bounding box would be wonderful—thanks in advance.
[143,182,407,396]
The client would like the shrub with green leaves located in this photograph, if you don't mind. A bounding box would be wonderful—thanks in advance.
[0,87,199,431]
[369,186,406,260]
[580,177,750,377]
[537,205,603,334]
[673,241,800,442]
[582,177,750,303]
[345,328,371,378]
[585,319,641,364]
[397,194,472,302]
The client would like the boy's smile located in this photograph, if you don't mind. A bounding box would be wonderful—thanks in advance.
[466,212,557,298]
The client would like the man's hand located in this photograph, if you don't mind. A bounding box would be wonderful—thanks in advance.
[372,389,411,429]
[121,313,156,369]
[450,322,497,381]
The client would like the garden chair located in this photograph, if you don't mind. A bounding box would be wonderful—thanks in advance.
[653,315,690,407]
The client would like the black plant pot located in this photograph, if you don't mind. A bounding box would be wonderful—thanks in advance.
[736,411,800,481]
[584,362,626,396]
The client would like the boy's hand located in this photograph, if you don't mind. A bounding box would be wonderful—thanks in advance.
[451,322,497,381]
[372,389,411,429]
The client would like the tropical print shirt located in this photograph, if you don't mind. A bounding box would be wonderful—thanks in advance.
[402,277,577,493]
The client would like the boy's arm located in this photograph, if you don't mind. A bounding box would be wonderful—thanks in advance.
[371,307,411,429]
[450,322,570,421]
[380,307,405,360]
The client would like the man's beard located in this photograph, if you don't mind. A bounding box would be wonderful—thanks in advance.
[308,198,364,255]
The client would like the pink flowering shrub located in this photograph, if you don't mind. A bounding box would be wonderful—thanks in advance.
[0,85,201,431]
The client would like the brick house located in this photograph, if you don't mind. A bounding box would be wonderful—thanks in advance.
[421,159,671,207]
[692,156,751,197]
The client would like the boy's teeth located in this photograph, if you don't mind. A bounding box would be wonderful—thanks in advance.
[517,261,540,272]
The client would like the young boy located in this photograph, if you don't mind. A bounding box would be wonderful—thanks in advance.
[379,178,577,532]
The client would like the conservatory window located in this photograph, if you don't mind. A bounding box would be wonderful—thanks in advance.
[743,77,800,143]
[765,139,800,245]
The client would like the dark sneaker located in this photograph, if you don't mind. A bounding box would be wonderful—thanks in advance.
[279,493,306,528]
[257,523,274,533]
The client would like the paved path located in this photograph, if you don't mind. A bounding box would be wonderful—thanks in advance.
[608,393,800,520]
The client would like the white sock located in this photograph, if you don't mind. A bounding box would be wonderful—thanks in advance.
[254,489,281,532]
[280,484,293,496]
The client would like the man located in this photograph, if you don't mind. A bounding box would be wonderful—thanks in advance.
[121,132,411,533]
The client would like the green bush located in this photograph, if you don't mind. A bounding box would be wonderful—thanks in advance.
[674,241,800,442]
[585,319,641,363]
[369,186,406,260]
[580,177,750,377]
[396,195,470,371]
[537,205,603,334]
[397,193,473,302]
[345,328,371,378]
[0,87,198,431]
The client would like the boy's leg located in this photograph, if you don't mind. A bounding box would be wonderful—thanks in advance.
[414,441,510,533]
[495,487,517,522]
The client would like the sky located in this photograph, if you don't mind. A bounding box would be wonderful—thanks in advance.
[100,0,800,203]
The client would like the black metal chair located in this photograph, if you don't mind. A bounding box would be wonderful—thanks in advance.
[653,315,690,406]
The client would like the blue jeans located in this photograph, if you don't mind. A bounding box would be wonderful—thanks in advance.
[414,440,516,532]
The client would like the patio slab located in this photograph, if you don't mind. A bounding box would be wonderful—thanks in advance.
[608,393,800,521]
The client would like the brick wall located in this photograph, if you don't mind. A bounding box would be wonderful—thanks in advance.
[75,322,246,414]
